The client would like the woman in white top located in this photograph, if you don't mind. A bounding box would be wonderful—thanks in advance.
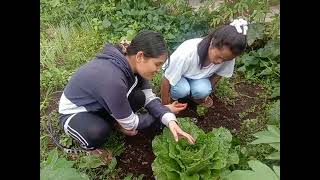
[161,19,248,107]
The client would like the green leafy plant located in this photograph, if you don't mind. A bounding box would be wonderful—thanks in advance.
[223,160,280,180]
[214,78,237,105]
[230,142,275,171]
[151,72,163,96]
[265,14,280,40]
[270,85,280,99]
[237,39,280,81]
[78,155,105,169]
[40,148,89,180]
[235,118,263,144]
[152,118,239,179]
[246,23,265,46]
[104,157,118,175]
[196,105,208,117]
[251,125,280,160]
[102,131,125,157]
[266,100,280,125]
[59,133,73,148]
[83,157,119,180]
[124,173,144,180]
[208,0,270,28]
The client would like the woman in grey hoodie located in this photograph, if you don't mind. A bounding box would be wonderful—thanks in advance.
[58,30,195,160]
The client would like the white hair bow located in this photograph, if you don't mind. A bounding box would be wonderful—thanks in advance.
[230,18,248,35]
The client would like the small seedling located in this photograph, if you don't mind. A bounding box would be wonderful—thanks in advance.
[196,105,208,117]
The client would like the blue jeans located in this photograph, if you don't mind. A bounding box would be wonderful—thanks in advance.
[170,77,213,100]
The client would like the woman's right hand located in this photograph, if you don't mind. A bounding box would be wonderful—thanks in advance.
[168,121,195,144]
[116,123,138,136]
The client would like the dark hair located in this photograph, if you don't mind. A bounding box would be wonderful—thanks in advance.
[116,30,168,59]
[197,25,247,68]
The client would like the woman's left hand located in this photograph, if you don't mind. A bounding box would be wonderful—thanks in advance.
[165,101,187,114]
[168,121,195,144]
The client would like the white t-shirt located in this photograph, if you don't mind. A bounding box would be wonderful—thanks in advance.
[163,38,235,86]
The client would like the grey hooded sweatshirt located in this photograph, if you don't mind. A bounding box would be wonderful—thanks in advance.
[58,44,176,130]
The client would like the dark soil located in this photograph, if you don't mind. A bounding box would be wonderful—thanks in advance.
[117,123,162,180]
[43,82,266,180]
[116,82,266,179]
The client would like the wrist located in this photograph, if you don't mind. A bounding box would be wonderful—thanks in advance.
[161,112,177,126]
[168,120,177,128]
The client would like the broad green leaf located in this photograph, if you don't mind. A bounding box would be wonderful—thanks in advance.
[237,65,246,72]
[266,151,280,160]
[107,158,117,173]
[126,30,137,41]
[257,47,273,58]
[265,40,280,58]
[180,173,200,180]
[271,87,280,99]
[78,155,104,169]
[251,135,278,144]
[269,143,280,151]
[227,151,239,165]
[40,167,89,180]
[153,16,159,22]
[177,118,205,140]
[242,54,258,66]
[54,158,74,169]
[102,19,111,28]
[267,100,280,123]
[251,125,280,144]
[224,160,279,180]
[167,33,175,40]
[41,149,89,180]
[267,125,280,137]
[199,169,212,179]
[46,148,59,166]
[273,166,280,178]
[155,25,162,31]
[59,134,73,148]
[124,173,133,180]
[211,158,227,169]
[259,68,273,76]
[247,23,265,46]
[185,160,212,175]
[137,174,144,180]
[223,170,255,180]
[248,160,279,180]
[41,166,89,180]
